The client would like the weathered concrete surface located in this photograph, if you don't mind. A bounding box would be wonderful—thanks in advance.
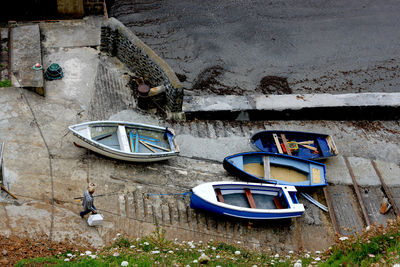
[0,16,399,252]
[110,0,400,95]
[10,24,44,94]
[183,93,400,120]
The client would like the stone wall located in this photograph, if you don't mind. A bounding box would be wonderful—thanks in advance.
[100,18,183,113]
[57,0,103,17]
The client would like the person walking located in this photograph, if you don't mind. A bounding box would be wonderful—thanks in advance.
[80,183,97,218]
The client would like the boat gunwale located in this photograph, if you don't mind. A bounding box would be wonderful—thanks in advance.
[69,121,179,158]
[224,152,327,187]
[192,182,303,214]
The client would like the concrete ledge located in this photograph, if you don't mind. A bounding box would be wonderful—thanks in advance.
[183,93,400,120]
[10,24,44,95]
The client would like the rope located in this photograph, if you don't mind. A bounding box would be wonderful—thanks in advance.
[146,191,191,199]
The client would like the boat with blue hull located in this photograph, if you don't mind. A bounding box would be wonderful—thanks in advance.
[223,152,327,188]
[69,121,179,162]
[190,181,304,220]
[250,130,339,160]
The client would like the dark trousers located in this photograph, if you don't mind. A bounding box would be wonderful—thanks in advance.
[80,205,96,217]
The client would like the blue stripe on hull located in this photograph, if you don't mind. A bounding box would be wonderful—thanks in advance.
[190,193,302,220]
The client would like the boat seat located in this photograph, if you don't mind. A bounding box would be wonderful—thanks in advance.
[273,196,283,209]
[263,156,271,179]
[215,188,224,203]
[244,188,257,209]
[117,125,130,152]
[316,137,330,157]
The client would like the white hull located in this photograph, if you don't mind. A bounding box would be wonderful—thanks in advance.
[69,121,179,162]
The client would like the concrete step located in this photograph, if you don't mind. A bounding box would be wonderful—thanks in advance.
[10,24,44,95]
[183,93,400,120]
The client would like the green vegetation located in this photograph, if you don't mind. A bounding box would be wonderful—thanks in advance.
[0,79,11,87]
[16,219,400,266]
[321,219,400,266]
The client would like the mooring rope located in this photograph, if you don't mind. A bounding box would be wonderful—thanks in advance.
[146,191,191,199]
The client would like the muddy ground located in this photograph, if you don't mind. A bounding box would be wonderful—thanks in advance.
[110,0,400,95]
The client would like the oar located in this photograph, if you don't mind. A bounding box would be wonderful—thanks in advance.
[1,184,18,199]
[141,140,170,152]
[139,140,156,153]
[299,144,318,151]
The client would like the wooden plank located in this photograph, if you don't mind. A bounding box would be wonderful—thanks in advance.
[215,188,224,203]
[280,134,292,155]
[297,141,314,145]
[326,136,339,155]
[142,140,170,152]
[273,196,282,209]
[139,140,157,153]
[272,133,283,153]
[244,188,257,209]
[263,156,270,180]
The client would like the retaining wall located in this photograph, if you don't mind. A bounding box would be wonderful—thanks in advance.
[100,18,183,113]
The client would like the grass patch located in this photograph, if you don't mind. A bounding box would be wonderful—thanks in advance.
[16,219,400,266]
[0,79,11,87]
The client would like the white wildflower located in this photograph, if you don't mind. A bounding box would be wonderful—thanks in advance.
[366,226,370,231]
[116,233,121,237]
[85,251,92,255]
[130,245,135,248]
[80,253,85,256]
[294,260,302,267]
[198,249,203,253]
[193,260,198,263]
[212,246,216,250]
[151,251,160,254]
[252,265,257,267]
[143,242,149,246]
[90,255,97,259]
[315,250,321,254]
[113,252,120,257]
[67,253,73,257]
[237,241,241,244]
[64,258,70,262]
[368,254,375,258]
[136,238,140,241]
[314,257,321,261]
[304,253,310,258]
[289,250,294,254]
[216,255,220,259]
[274,253,279,258]
[339,236,348,241]
[199,241,203,244]
[121,261,129,266]
[168,250,174,254]
[235,251,241,255]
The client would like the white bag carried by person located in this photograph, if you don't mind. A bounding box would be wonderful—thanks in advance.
[88,214,103,226]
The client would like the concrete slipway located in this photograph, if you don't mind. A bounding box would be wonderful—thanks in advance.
[0,16,399,252]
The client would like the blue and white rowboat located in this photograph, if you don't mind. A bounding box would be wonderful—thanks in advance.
[69,121,179,162]
[223,152,327,188]
[190,181,304,220]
